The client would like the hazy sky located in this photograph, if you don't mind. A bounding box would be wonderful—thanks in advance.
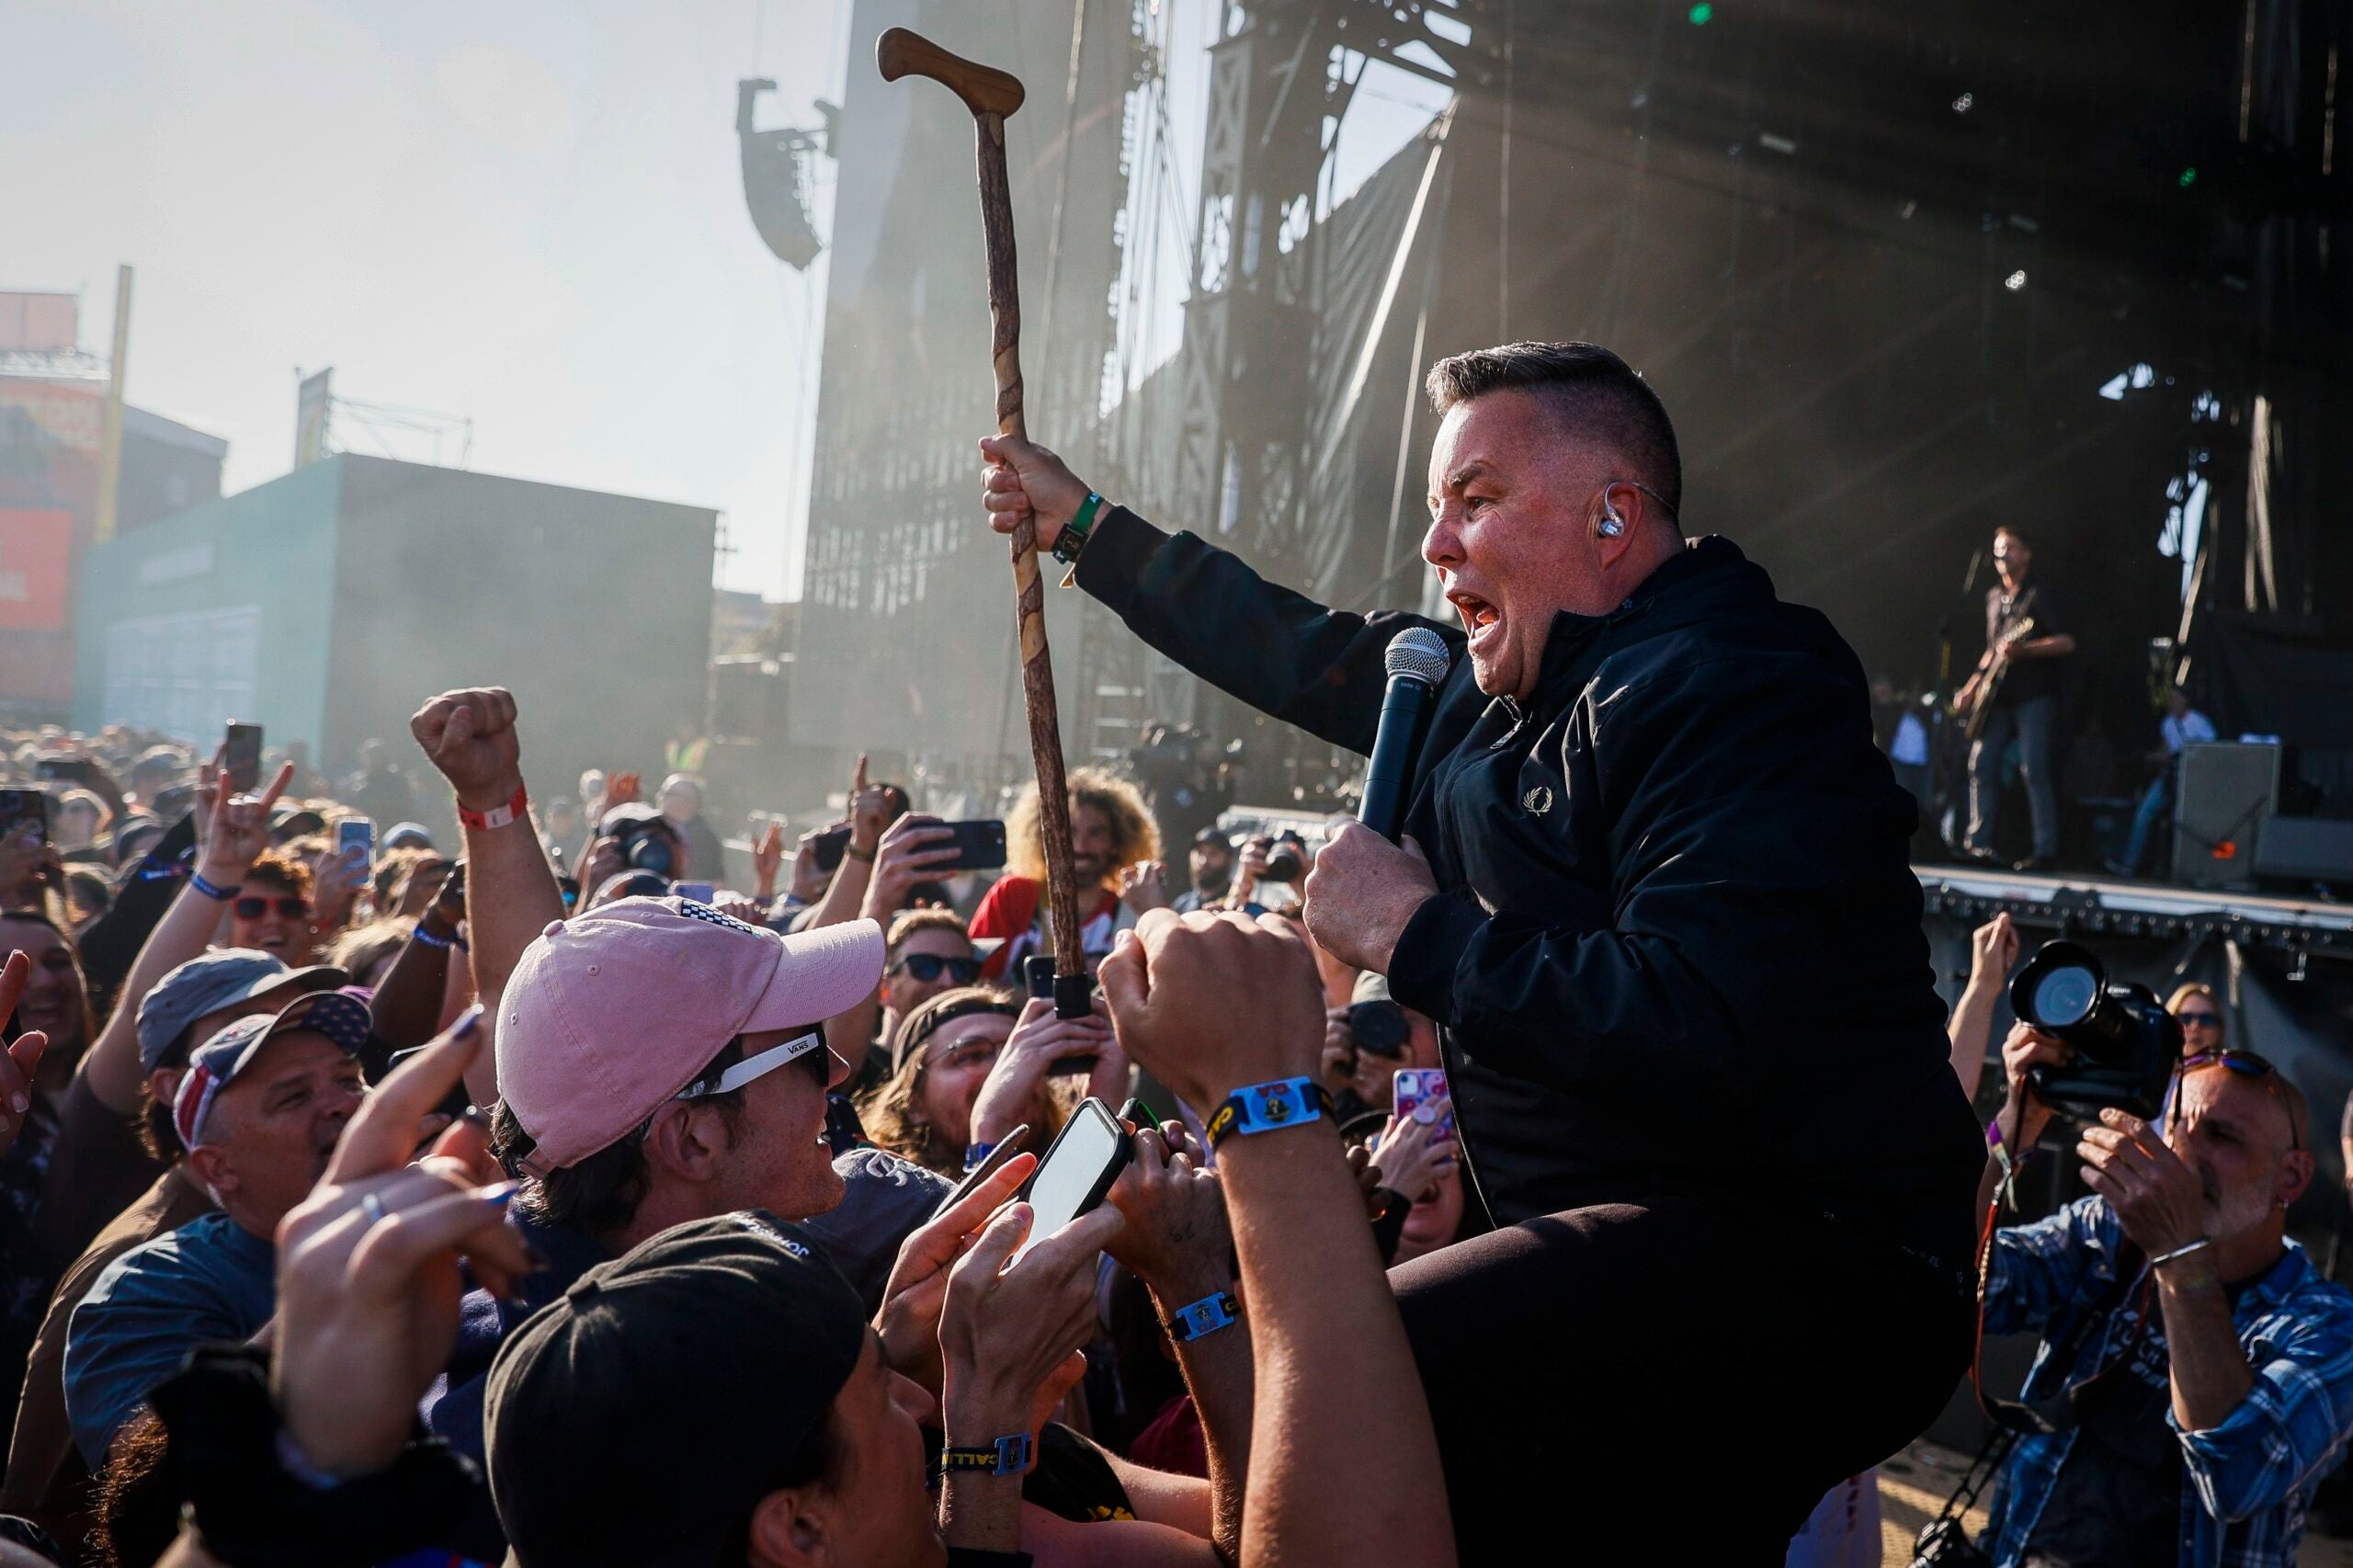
[3,0,1442,600]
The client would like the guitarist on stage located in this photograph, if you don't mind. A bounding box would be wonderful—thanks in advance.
[1957,525,2075,869]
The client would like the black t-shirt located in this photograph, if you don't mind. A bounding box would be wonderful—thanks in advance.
[1986,581,2070,709]
[2021,1286,2186,1566]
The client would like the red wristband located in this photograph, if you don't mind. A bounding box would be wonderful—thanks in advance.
[457,784,529,833]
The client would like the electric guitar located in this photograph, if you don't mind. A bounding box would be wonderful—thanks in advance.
[1953,616,2036,744]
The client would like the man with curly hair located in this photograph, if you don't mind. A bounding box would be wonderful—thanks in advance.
[969,767,1161,983]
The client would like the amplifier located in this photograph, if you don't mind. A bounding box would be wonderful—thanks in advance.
[2255,815,2353,885]
[2171,743,2279,891]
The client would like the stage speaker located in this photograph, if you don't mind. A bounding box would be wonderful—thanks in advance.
[2256,816,2353,885]
[2172,743,2280,891]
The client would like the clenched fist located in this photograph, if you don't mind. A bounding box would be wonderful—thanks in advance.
[411,687,525,812]
[1097,908,1326,1114]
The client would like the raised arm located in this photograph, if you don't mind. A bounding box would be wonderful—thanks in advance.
[78,757,293,1115]
[1100,910,1455,1568]
[980,435,1456,756]
[408,688,563,1016]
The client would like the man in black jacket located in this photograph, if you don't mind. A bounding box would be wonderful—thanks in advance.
[982,341,1984,1559]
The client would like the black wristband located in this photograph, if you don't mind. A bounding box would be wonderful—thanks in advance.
[148,1343,482,1568]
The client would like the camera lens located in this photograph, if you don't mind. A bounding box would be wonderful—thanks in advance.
[2029,964,2100,1028]
[626,833,675,878]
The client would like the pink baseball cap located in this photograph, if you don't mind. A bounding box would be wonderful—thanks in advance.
[498,897,883,1175]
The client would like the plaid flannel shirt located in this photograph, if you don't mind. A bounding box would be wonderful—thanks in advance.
[1979,1196,2353,1568]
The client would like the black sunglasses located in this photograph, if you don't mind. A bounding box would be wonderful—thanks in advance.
[889,952,983,985]
[233,895,309,921]
[2177,1010,2223,1028]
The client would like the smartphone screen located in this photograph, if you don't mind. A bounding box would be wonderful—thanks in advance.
[337,817,375,867]
[0,790,51,848]
[1015,1099,1130,1263]
[1392,1067,1455,1140]
[941,819,1007,871]
[223,722,264,794]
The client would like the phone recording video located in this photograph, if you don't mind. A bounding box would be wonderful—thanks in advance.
[222,722,264,795]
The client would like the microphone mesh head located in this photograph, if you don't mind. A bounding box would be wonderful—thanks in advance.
[1384,627,1451,686]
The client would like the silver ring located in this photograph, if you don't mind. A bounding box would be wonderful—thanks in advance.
[360,1192,387,1226]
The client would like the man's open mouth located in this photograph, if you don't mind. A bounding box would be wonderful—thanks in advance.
[1449,591,1502,648]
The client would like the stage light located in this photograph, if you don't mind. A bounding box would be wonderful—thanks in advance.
[1952,92,1974,114]
[1688,4,1713,23]
[2179,166,2199,187]
[2005,270,2028,290]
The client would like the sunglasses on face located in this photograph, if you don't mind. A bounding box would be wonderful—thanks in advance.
[889,952,983,985]
[2177,1010,2222,1028]
[233,896,309,921]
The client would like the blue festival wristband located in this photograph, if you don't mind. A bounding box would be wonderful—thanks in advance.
[1204,1077,1333,1150]
[962,1142,996,1174]
[1165,1290,1241,1344]
[188,871,240,903]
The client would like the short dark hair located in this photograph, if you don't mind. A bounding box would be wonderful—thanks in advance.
[885,907,970,958]
[1425,341,1683,513]
[492,1038,750,1238]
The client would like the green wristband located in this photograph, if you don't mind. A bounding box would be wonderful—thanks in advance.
[1052,492,1105,568]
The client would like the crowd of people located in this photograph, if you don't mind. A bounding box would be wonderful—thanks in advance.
[0,693,1469,1568]
[2,335,2350,1568]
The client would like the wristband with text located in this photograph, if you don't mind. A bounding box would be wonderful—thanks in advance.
[1164,1290,1241,1344]
[189,871,241,903]
[456,785,529,833]
[1204,1077,1334,1150]
[413,926,455,951]
[936,1432,1034,1477]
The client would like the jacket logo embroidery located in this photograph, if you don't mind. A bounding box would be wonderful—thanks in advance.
[1522,784,1555,816]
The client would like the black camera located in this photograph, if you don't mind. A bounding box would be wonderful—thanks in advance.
[622,826,676,878]
[1345,998,1410,1059]
[1260,832,1307,883]
[2009,940,2182,1120]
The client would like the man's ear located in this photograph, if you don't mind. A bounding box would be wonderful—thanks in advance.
[2279,1148,2316,1210]
[148,1067,182,1110]
[745,1485,830,1568]
[642,1101,726,1185]
[186,1143,234,1199]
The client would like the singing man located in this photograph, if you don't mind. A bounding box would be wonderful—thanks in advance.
[980,341,1983,1560]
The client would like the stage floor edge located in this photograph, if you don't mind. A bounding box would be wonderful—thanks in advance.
[1912,863,2353,957]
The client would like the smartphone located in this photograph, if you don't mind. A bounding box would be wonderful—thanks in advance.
[674,880,716,904]
[1392,1067,1454,1140]
[931,1123,1032,1220]
[0,790,51,848]
[223,722,264,795]
[1025,954,1099,1074]
[811,825,851,874]
[337,817,375,869]
[439,858,467,907]
[938,819,1007,871]
[35,756,101,791]
[1013,1098,1131,1263]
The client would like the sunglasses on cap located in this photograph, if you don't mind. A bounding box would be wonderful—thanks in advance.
[888,952,983,985]
[233,895,309,921]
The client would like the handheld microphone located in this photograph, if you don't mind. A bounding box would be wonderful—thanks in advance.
[1358,628,1451,842]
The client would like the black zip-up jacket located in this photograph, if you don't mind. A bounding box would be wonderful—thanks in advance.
[1077,508,1984,1267]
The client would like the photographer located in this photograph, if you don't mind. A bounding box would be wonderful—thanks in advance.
[1973,1024,2353,1565]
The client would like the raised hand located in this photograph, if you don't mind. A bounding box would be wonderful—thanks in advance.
[1368,1105,1456,1204]
[750,821,787,901]
[310,845,369,930]
[873,1148,1040,1394]
[977,434,1090,549]
[968,996,1116,1148]
[790,821,843,904]
[274,1009,533,1478]
[1969,912,2020,988]
[2077,1107,2208,1258]
[199,754,294,883]
[938,1199,1125,1441]
[1107,1121,1231,1301]
[0,950,52,1162]
[1117,859,1169,915]
[847,755,894,855]
[1998,1022,2069,1150]
[861,813,962,918]
[1097,909,1327,1115]
[409,688,525,812]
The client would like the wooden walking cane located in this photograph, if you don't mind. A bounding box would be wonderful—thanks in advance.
[878,28,1090,1017]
